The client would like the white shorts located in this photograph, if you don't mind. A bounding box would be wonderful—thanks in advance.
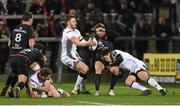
[61,52,82,70]
[130,60,147,74]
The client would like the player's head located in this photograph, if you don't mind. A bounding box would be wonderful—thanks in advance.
[65,14,77,29]
[39,67,52,81]
[22,11,33,25]
[92,23,106,38]
[33,43,45,55]
[99,47,110,57]
[99,47,112,62]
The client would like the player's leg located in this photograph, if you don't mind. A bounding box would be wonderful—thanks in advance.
[15,74,28,98]
[0,71,14,96]
[8,74,18,98]
[137,70,167,95]
[71,61,89,94]
[94,61,105,96]
[108,66,120,96]
[125,74,151,96]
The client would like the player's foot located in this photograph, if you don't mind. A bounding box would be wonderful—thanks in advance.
[81,90,91,94]
[159,88,167,96]
[0,86,8,96]
[15,87,20,98]
[71,89,79,95]
[94,91,100,96]
[141,89,151,96]
[108,90,115,96]
[8,87,14,98]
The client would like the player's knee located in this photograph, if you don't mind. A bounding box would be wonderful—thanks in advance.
[112,66,120,75]
[137,71,149,81]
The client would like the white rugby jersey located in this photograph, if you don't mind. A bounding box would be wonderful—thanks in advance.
[112,50,146,73]
[61,27,82,59]
[29,72,43,89]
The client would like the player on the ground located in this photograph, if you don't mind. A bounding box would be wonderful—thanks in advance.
[8,43,47,98]
[28,67,70,98]
[61,14,96,95]
[0,12,36,96]
[99,47,167,96]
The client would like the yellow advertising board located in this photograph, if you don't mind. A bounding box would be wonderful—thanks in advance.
[144,54,180,79]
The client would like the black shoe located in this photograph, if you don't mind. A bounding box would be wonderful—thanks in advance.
[15,87,20,98]
[0,86,8,96]
[81,90,91,94]
[8,88,14,98]
[141,89,152,96]
[159,89,167,96]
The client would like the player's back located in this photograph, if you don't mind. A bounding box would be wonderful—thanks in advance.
[9,24,35,54]
[18,48,43,64]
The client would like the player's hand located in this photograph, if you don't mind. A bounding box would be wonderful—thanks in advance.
[87,40,96,46]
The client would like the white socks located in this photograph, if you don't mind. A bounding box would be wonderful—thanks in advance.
[80,79,87,92]
[74,75,84,91]
[131,82,148,91]
[147,78,163,90]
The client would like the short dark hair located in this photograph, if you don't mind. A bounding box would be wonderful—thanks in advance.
[40,67,52,77]
[99,47,110,57]
[22,12,33,22]
[65,14,75,22]
[92,23,105,31]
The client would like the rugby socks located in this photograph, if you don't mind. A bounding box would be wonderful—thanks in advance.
[10,75,18,88]
[147,78,163,90]
[109,74,119,90]
[81,79,87,92]
[17,82,25,90]
[74,74,87,91]
[95,74,101,91]
[131,82,148,91]
[5,72,14,87]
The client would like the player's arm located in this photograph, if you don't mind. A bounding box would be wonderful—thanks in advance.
[69,36,95,47]
[8,39,11,47]
[29,79,51,92]
[29,38,35,48]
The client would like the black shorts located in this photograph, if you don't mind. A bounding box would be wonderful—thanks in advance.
[9,56,30,77]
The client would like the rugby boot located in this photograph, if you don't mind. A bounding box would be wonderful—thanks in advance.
[140,89,151,96]
[0,86,8,96]
[94,91,100,96]
[108,90,115,96]
[159,88,167,96]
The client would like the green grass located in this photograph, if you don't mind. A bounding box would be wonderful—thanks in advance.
[0,81,180,105]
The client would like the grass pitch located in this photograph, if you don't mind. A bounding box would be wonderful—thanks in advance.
[0,81,180,105]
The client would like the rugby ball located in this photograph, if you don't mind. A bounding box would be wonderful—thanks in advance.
[88,37,98,51]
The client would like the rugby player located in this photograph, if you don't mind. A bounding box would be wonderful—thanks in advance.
[92,23,119,96]
[99,47,167,96]
[7,43,46,98]
[28,67,70,98]
[61,14,95,95]
[1,12,36,96]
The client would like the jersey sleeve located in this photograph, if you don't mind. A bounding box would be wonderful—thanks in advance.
[67,30,81,39]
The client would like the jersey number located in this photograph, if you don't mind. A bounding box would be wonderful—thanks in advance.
[15,33,22,42]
